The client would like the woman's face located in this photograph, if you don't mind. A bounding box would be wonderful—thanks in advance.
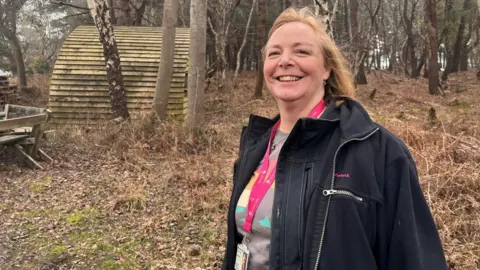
[263,22,330,105]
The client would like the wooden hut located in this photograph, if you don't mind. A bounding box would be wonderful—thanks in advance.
[48,26,190,124]
[0,76,17,108]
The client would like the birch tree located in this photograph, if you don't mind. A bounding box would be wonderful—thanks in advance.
[153,0,179,120]
[87,0,130,120]
[188,0,207,127]
[233,0,257,85]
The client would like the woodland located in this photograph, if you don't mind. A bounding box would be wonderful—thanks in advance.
[0,0,479,269]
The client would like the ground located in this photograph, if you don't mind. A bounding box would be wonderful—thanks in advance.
[0,71,479,269]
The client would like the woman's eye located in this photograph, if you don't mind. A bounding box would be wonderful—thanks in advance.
[268,51,280,57]
[296,49,309,55]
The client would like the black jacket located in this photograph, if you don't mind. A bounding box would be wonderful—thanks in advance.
[222,98,447,270]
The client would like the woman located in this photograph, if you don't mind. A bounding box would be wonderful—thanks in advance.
[222,7,447,270]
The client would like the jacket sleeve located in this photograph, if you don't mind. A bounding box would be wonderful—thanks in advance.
[377,154,448,270]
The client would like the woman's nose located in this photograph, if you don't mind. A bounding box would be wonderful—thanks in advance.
[278,53,293,67]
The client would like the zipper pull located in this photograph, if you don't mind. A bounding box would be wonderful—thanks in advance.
[323,189,337,196]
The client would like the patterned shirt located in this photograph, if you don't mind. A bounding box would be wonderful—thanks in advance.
[235,129,289,269]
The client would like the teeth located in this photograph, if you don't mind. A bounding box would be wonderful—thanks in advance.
[278,76,300,82]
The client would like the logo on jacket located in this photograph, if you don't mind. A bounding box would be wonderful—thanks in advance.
[335,173,350,178]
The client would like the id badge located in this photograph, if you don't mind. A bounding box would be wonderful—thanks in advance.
[234,243,249,270]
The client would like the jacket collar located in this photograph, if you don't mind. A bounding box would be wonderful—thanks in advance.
[244,97,377,144]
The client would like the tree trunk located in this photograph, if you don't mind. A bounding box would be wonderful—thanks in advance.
[291,0,308,7]
[407,36,417,77]
[107,0,116,25]
[0,8,27,88]
[254,0,267,98]
[153,0,178,120]
[188,0,207,127]
[9,34,27,88]
[315,0,333,36]
[451,0,469,73]
[477,0,480,79]
[426,0,440,95]
[349,0,367,84]
[87,0,130,120]
[233,0,256,85]
[133,0,147,26]
[118,0,133,26]
[356,58,367,85]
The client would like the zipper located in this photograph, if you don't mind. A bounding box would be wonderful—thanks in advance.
[298,165,310,254]
[314,127,379,270]
[323,189,363,202]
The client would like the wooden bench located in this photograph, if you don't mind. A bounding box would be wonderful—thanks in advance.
[0,104,52,169]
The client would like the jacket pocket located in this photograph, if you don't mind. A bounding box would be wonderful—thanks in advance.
[322,189,366,204]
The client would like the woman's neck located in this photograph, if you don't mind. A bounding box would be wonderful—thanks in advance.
[278,92,325,133]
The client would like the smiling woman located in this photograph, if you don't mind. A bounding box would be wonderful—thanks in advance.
[221,6,447,270]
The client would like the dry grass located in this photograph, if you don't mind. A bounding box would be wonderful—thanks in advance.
[0,71,479,269]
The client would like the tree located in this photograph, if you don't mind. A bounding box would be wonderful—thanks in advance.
[426,0,440,94]
[207,0,241,93]
[153,0,179,120]
[254,0,267,98]
[0,0,28,89]
[233,0,257,85]
[291,0,308,7]
[188,0,207,127]
[477,0,480,79]
[87,0,130,120]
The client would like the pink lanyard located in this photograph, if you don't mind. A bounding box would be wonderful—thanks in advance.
[243,99,326,232]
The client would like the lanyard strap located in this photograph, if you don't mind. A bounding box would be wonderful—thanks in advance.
[243,99,326,232]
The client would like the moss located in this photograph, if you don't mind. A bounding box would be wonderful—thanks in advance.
[66,206,97,226]
[29,177,53,193]
[50,245,68,256]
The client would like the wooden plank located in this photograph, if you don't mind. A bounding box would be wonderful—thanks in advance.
[54,60,180,67]
[48,93,184,102]
[51,70,186,77]
[0,134,29,145]
[49,75,186,83]
[64,39,190,45]
[48,98,184,108]
[38,149,53,163]
[55,56,188,62]
[52,64,186,70]
[14,144,44,170]
[49,104,184,113]
[7,104,45,117]
[49,80,186,88]
[48,90,185,97]
[0,114,47,132]
[57,52,189,58]
[0,85,16,90]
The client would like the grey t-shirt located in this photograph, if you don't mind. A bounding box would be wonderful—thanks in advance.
[235,129,289,269]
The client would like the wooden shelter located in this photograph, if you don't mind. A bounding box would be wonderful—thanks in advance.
[48,26,190,124]
[0,76,18,107]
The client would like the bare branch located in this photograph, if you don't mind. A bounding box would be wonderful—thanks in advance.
[52,0,90,11]
[207,16,217,36]
[59,11,91,20]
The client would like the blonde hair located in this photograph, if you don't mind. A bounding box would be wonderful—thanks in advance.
[264,7,355,100]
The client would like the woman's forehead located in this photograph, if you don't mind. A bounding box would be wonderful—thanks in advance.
[267,22,320,48]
